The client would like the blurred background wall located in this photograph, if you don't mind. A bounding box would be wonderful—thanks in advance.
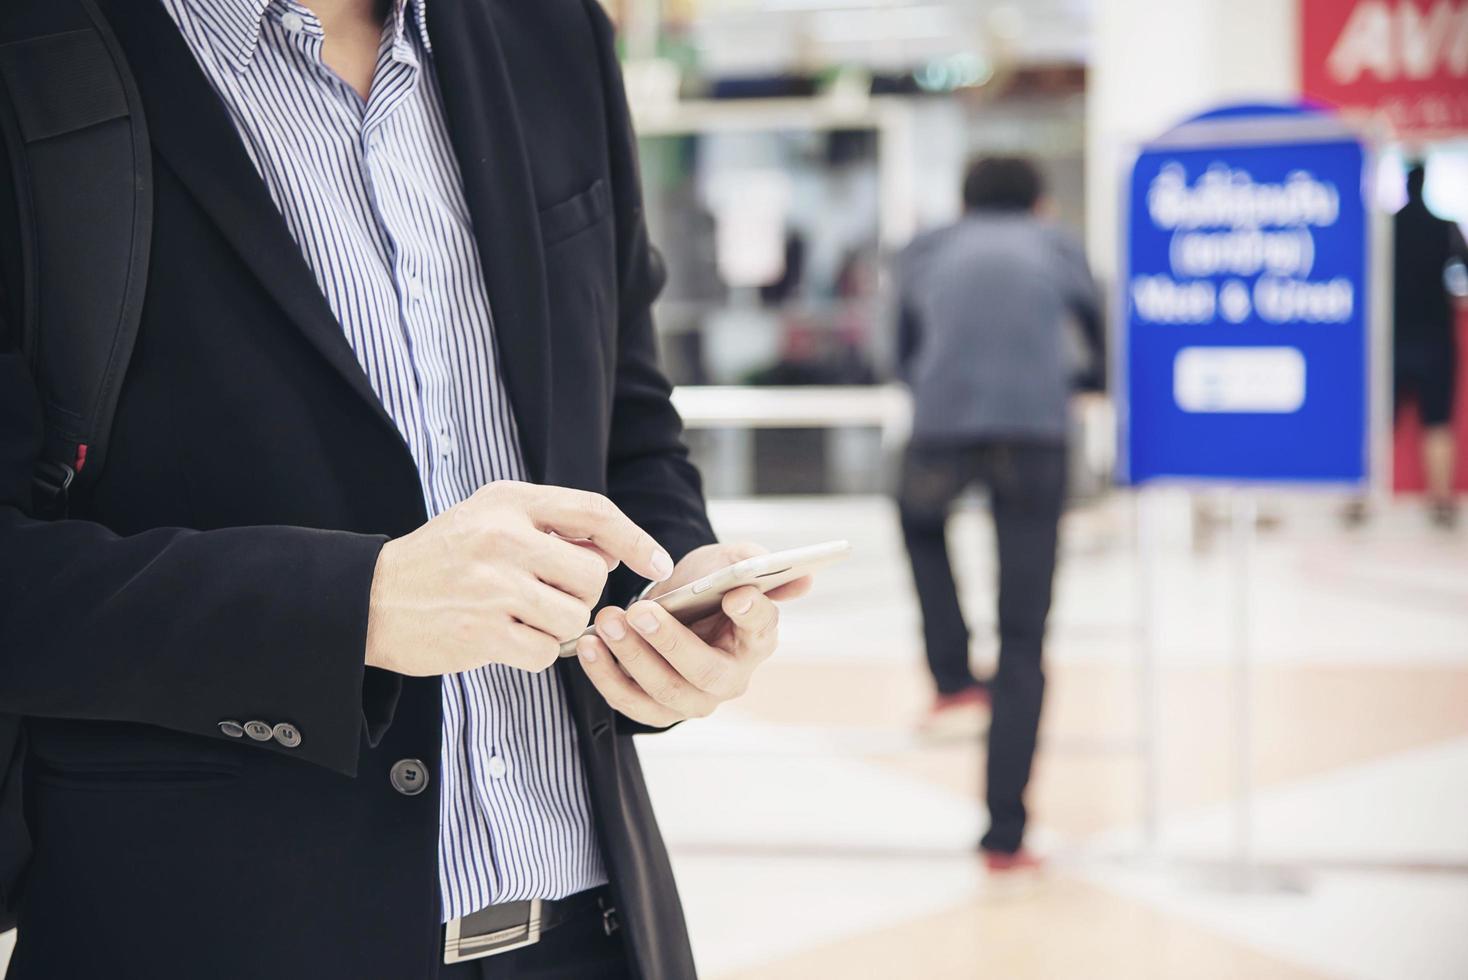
[597,0,1468,499]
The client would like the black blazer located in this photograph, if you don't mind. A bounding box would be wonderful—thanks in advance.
[0,1,713,977]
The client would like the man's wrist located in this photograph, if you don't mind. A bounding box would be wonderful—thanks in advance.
[364,539,398,673]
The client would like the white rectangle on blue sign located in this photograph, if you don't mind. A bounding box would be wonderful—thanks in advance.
[1174,347,1306,413]
[1122,123,1370,486]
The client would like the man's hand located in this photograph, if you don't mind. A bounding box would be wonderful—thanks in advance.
[573,542,812,728]
[365,482,673,676]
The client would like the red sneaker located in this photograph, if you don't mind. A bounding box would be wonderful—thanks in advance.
[982,849,1044,874]
[917,685,991,740]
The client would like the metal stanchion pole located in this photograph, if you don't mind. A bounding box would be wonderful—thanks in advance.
[1185,490,1303,894]
[1131,488,1163,858]
[1229,490,1257,881]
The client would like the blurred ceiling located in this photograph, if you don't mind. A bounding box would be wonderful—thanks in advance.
[680,0,1092,77]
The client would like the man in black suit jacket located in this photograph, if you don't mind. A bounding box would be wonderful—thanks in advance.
[0,1,803,976]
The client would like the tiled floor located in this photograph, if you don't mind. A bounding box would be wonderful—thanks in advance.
[3,492,1465,978]
[644,493,1468,979]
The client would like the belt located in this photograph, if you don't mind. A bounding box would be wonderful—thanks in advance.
[443,886,617,965]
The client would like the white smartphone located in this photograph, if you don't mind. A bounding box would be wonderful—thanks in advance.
[559,539,851,656]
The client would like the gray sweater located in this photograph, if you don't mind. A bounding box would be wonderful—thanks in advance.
[896,212,1104,443]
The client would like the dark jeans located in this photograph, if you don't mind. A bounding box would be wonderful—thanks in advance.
[897,439,1067,854]
[438,899,631,980]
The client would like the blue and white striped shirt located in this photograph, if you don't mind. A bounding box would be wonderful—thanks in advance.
[161,0,607,919]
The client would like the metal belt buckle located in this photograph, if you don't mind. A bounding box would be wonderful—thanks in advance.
[443,898,543,965]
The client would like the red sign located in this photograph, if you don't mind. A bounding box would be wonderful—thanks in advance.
[1301,0,1468,137]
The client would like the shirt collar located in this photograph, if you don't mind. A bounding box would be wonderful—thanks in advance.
[391,0,433,57]
[190,0,432,74]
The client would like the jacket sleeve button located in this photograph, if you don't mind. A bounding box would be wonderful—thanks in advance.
[390,758,429,796]
[272,723,302,748]
[243,720,274,741]
[218,720,246,739]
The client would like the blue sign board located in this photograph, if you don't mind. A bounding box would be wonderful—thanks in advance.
[1121,103,1373,486]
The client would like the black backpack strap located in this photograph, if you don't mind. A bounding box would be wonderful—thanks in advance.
[0,0,151,518]
[0,714,25,932]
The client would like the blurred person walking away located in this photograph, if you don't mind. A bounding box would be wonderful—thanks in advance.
[1395,163,1468,528]
[894,157,1104,871]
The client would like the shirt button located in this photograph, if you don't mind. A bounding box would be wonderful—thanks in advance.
[280,11,306,34]
[390,758,430,796]
[488,756,508,780]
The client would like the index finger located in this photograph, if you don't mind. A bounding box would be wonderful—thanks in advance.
[765,575,813,601]
[525,488,673,583]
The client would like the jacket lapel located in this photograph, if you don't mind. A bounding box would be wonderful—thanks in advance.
[100,0,404,445]
[427,0,553,483]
